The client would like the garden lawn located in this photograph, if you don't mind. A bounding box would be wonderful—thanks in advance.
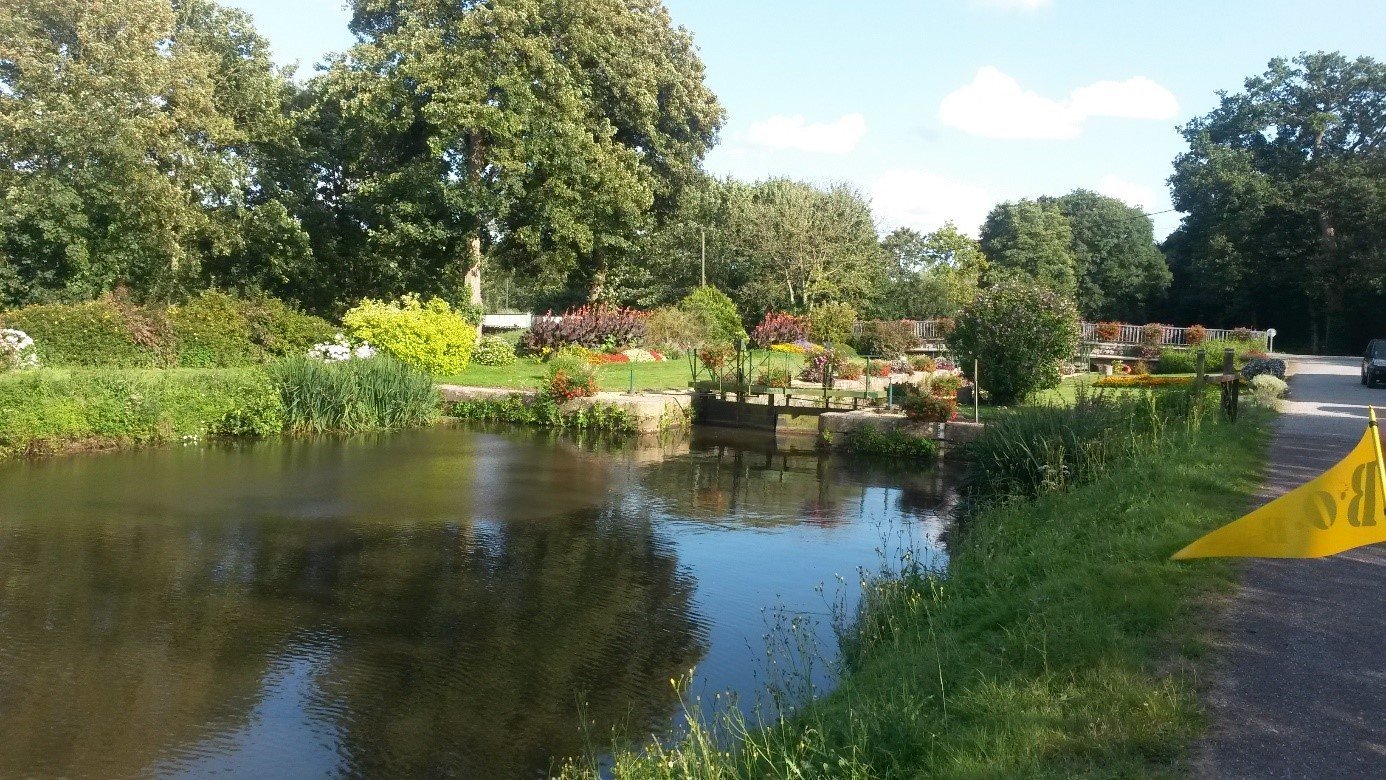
[439,351,808,392]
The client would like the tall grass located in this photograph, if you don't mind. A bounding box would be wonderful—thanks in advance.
[566,387,1269,778]
[269,356,438,433]
[958,386,1217,512]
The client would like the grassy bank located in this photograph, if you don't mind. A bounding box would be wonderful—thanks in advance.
[574,394,1271,778]
[0,358,441,458]
[0,368,284,457]
[446,394,643,434]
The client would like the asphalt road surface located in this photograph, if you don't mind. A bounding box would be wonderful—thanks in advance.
[1196,355,1386,778]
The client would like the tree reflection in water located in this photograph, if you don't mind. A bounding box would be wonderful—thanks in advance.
[0,424,951,778]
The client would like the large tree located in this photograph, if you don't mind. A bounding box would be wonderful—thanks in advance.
[719,179,886,316]
[1168,52,1385,352]
[878,223,987,319]
[0,0,307,307]
[978,199,1078,297]
[307,0,724,312]
[1049,190,1171,321]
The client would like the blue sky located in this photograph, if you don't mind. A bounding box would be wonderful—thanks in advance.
[227,0,1384,238]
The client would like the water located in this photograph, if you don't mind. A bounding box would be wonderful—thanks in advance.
[0,424,953,777]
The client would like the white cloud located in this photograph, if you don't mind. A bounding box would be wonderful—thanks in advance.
[969,0,1053,11]
[938,67,1179,140]
[1094,175,1160,210]
[1069,77,1180,121]
[870,170,994,237]
[744,113,868,154]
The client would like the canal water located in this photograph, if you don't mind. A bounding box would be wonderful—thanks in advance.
[0,425,952,777]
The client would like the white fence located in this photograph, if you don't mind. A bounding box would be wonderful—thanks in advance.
[855,320,1272,350]
[481,313,535,330]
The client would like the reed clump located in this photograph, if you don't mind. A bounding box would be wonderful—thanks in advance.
[269,356,438,433]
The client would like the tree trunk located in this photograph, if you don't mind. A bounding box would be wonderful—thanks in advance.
[464,231,483,307]
[1311,128,1342,354]
[1307,299,1320,355]
[463,130,485,309]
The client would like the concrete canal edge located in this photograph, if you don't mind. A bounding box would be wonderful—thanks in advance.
[437,385,694,434]
[819,410,986,454]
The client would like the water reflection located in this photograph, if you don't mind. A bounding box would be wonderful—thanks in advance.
[0,425,950,777]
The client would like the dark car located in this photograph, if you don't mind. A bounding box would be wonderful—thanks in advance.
[1363,340,1386,386]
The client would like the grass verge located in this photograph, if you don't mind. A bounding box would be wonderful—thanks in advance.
[0,368,283,458]
[571,395,1271,778]
[1,359,443,458]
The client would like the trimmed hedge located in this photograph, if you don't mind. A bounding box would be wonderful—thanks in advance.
[0,292,334,369]
[0,299,162,367]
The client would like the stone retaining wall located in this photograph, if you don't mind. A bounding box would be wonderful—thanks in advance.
[818,409,984,453]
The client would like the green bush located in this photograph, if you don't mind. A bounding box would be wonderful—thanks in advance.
[901,392,956,422]
[0,292,336,368]
[0,368,285,456]
[242,295,336,358]
[269,356,438,433]
[473,335,518,366]
[851,320,921,357]
[807,302,857,345]
[947,281,1080,405]
[1156,348,1198,374]
[679,286,745,345]
[1247,374,1288,407]
[545,352,599,400]
[646,306,708,351]
[343,294,477,374]
[168,291,261,367]
[0,298,160,368]
[1201,338,1260,368]
[843,425,938,459]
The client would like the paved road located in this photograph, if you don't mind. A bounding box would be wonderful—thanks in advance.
[1197,355,1386,778]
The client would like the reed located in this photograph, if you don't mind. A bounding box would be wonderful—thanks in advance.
[269,356,438,434]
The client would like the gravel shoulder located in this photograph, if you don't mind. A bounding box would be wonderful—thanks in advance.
[1197,355,1386,778]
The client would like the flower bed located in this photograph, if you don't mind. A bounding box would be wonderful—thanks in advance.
[1094,375,1194,388]
[1,329,40,371]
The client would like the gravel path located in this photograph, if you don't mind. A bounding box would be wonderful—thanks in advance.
[1197,355,1386,778]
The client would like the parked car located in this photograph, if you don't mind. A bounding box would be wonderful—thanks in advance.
[1362,340,1386,386]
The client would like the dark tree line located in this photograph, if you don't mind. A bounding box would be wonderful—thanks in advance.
[1164,52,1385,353]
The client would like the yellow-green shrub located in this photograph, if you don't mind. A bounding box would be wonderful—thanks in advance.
[342,295,477,374]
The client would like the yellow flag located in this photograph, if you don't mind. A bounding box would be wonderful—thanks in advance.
[1172,408,1386,560]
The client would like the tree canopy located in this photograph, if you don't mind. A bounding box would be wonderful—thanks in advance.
[0,0,306,307]
[1050,190,1171,322]
[979,199,1078,297]
[306,0,724,311]
[878,223,987,319]
[1166,52,1385,352]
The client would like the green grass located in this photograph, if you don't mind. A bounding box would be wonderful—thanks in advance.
[570,398,1272,778]
[0,367,284,457]
[439,351,809,393]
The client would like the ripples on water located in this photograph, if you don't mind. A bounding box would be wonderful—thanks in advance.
[0,424,953,777]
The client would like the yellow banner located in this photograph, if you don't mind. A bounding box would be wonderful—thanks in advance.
[1172,410,1386,560]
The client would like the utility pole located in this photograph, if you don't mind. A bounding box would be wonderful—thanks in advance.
[700,227,707,287]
